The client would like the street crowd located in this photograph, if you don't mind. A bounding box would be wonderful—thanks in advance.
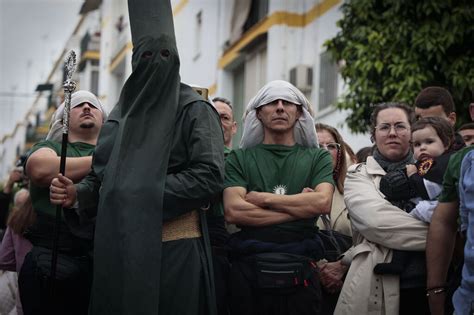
[0,1,474,315]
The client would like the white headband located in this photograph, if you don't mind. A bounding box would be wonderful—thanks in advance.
[239,80,319,149]
[46,90,107,142]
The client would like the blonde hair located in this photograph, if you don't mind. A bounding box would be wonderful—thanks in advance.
[7,189,36,235]
[315,123,348,194]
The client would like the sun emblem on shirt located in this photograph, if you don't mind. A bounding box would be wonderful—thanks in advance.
[273,185,287,195]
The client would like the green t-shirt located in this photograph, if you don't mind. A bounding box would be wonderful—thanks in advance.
[224,146,232,157]
[28,140,95,217]
[224,143,334,232]
[438,145,474,203]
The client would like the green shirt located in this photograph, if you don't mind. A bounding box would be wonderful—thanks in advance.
[438,145,474,203]
[224,146,232,157]
[29,140,95,217]
[225,143,334,232]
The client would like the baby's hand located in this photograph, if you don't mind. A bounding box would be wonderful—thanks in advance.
[406,164,417,177]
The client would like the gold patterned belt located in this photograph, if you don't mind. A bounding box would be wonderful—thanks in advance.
[162,210,201,242]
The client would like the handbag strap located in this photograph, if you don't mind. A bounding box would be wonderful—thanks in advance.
[320,214,332,231]
[319,215,343,255]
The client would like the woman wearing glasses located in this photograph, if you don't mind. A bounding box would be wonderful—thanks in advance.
[335,103,430,314]
[315,123,353,237]
[314,123,354,315]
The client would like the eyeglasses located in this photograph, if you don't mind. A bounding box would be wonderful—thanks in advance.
[375,123,409,136]
[320,143,341,151]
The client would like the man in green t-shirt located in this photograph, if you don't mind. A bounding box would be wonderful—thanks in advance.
[426,102,474,315]
[223,80,334,315]
[21,90,106,315]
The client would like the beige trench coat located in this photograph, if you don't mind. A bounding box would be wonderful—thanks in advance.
[334,157,429,315]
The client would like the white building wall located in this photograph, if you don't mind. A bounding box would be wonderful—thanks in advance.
[98,0,130,112]
[174,2,219,89]
[0,125,26,179]
[98,0,114,109]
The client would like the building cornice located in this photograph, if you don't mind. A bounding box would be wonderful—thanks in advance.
[218,0,341,69]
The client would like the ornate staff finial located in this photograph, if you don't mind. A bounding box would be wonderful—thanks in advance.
[65,51,77,81]
[62,50,77,133]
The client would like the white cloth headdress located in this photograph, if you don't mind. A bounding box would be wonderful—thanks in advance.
[240,80,318,149]
[46,90,108,142]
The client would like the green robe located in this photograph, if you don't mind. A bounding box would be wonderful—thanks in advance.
[76,1,224,313]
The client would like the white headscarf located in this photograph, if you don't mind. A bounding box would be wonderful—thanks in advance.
[240,80,319,149]
[46,90,107,142]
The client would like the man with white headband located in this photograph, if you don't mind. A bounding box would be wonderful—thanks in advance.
[223,80,334,314]
[20,90,106,315]
[45,90,107,142]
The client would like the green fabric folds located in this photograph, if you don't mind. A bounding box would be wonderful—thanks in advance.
[81,1,223,314]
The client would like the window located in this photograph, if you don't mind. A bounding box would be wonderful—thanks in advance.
[243,0,269,32]
[231,44,267,148]
[318,51,338,111]
[244,45,267,103]
[194,11,202,60]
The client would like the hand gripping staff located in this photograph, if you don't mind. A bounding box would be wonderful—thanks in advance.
[50,50,77,296]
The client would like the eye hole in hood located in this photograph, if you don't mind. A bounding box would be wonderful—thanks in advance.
[160,49,170,58]
[141,51,153,59]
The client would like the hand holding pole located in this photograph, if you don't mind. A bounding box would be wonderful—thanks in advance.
[50,50,76,293]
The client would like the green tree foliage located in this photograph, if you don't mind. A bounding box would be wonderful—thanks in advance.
[325,0,474,133]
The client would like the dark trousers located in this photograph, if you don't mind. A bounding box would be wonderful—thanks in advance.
[18,249,92,315]
[212,247,230,315]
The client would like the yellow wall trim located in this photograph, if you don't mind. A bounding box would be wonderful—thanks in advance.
[0,122,26,146]
[36,125,50,135]
[208,83,217,96]
[109,41,133,73]
[173,0,188,16]
[218,0,341,69]
[101,16,110,28]
[82,50,100,60]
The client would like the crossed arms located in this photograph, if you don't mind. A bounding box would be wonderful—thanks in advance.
[224,183,333,227]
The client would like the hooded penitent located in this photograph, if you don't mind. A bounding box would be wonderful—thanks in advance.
[83,1,219,314]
